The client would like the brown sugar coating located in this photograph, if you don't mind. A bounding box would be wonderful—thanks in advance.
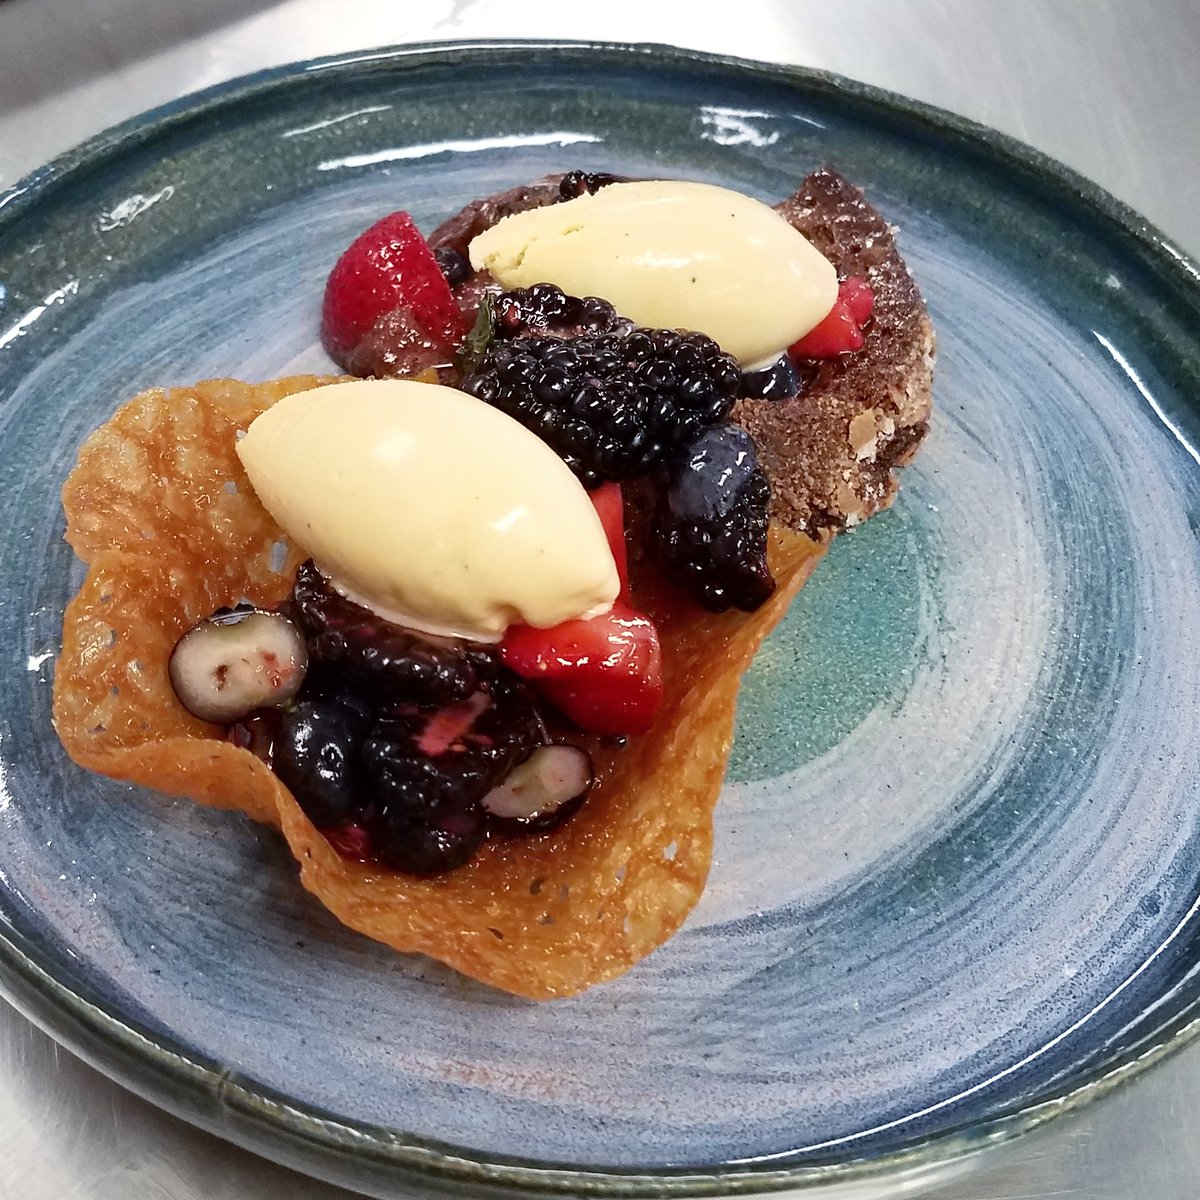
[53,376,825,999]
[732,168,935,537]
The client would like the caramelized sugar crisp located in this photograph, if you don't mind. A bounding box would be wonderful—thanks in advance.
[54,376,823,1000]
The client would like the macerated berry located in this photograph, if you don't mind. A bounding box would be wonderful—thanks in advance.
[274,696,372,828]
[323,822,374,862]
[491,283,627,340]
[462,318,742,487]
[433,245,472,287]
[342,304,449,380]
[738,354,804,401]
[558,170,623,201]
[788,278,875,363]
[372,802,485,876]
[501,603,663,735]
[170,605,307,724]
[838,275,875,324]
[227,709,280,764]
[290,561,486,707]
[483,744,594,832]
[589,482,629,598]
[361,679,545,875]
[653,425,776,612]
[321,211,465,367]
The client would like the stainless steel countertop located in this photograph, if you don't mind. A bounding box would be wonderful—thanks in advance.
[2,2,1198,1197]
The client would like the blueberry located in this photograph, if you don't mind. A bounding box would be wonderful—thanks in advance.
[666,424,761,522]
[738,354,803,401]
[274,697,371,827]
[433,246,471,286]
[169,606,307,724]
[483,745,594,834]
[653,424,776,612]
[557,170,623,201]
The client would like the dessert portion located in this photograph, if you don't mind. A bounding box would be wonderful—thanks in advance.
[53,168,934,999]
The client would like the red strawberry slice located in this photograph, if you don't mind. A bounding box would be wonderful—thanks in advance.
[588,482,629,599]
[790,299,863,358]
[789,276,874,359]
[501,602,663,736]
[321,211,467,366]
[838,275,875,324]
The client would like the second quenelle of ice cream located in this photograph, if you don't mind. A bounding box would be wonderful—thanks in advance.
[236,378,620,642]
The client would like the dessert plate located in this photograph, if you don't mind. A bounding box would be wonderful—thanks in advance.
[2,40,1200,1198]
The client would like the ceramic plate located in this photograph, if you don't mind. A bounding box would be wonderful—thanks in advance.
[2,40,1200,1198]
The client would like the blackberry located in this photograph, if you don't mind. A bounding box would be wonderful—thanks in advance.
[490,283,627,340]
[557,170,623,201]
[371,802,485,876]
[290,561,487,707]
[362,677,545,875]
[653,425,777,612]
[463,321,742,487]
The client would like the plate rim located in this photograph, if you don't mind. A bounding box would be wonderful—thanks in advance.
[4,36,1200,1198]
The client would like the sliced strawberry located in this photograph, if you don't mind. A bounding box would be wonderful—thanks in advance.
[321,211,467,366]
[501,603,663,736]
[838,275,875,325]
[789,297,865,359]
[415,691,490,757]
[789,276,875,360]
[588,482,629,600]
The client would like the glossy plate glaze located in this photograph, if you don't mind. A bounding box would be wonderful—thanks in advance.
[2,40,1200,1198]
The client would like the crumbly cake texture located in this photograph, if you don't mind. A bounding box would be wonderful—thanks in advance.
[52,376,825,999]
[52,173,934,999]
[733,168,935,536]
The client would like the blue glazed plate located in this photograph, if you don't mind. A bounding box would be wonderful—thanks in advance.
[2,40,1200,1198]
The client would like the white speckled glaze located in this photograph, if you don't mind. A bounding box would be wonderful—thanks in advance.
[2,42,1200,1196]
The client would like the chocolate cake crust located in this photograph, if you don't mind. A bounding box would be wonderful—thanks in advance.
[732,169,934,537]
[428,176,566,259]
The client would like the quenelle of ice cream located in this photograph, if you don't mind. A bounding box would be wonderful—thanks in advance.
[236,379,619,641]
[468,180,838,365]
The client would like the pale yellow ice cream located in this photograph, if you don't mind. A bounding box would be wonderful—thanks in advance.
[468,180,838,365]
[237,379,619,641]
